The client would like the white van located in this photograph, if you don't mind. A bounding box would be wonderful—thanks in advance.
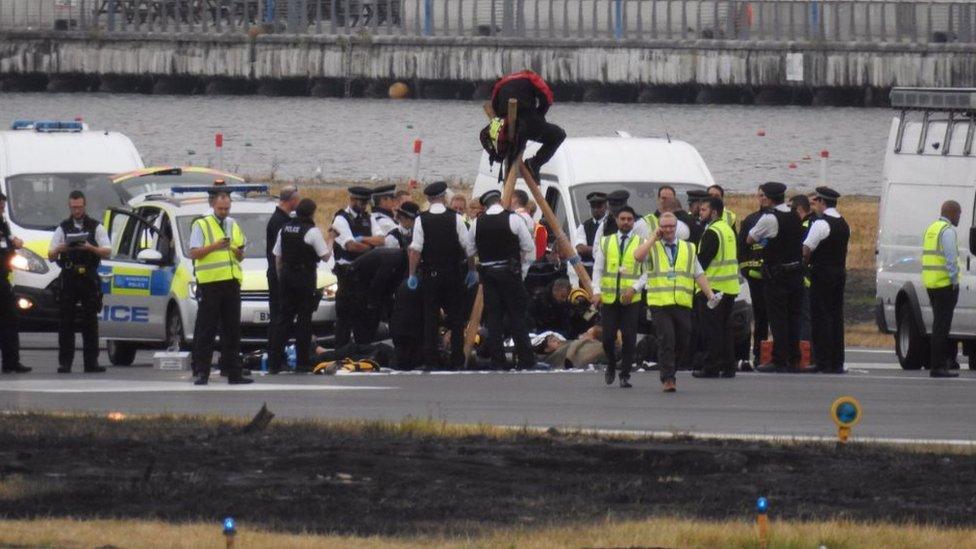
[0,120,144,330]
[472,134,752,357]
[875,88,976,370]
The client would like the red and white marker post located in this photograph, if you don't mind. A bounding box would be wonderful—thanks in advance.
[407,138,422,189]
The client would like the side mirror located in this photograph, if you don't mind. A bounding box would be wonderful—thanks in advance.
[970,227,976,256]
[136,249,164,264]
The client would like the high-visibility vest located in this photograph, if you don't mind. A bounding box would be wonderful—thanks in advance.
[703,219,739,295]
[922,219,955,289]
[193,215,245,284]
[723,209,737,231]
[599,233,642,305]
[646,240,697,308]
[643,212,660,233]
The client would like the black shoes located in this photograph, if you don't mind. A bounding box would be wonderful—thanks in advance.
[57,365,71,373]
[930,369,959,378]
[692,369,720,379]
[756,362,794,373]
[228,375,254,385]
[84,365,106,373]
[1,364,31,374]
[193,374,209,385]
[619,376,632,389]
[604,367,616,385]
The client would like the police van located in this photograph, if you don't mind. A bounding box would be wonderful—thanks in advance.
[98,170,337,365]
[0,119,144,330]
[875,88,976,370]
[472,134,753,356]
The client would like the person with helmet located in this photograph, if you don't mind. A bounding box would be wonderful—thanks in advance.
[187,189,252,385]
[268,198,331,374]
[0,192,30,374]
[48,190,111,374]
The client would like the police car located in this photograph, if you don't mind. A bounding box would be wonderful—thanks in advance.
[98,170,337,365]
[0,119,144,330]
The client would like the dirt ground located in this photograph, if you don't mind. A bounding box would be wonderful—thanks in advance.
[0,414,973,537]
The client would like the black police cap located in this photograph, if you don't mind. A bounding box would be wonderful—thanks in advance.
[586,192,608,204]
[397,201,420,219]
[423,181,448,198]
[348,186,373,200]
[479,189,502,206]
[687,189,710,200]
[815,186,841,201]
[607,189,630,203]
[372,184,396,198]
[760,181,787,199]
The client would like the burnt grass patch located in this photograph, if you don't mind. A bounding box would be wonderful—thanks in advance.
[0,413,974,536]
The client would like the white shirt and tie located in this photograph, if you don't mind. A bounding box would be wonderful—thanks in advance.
[591,230,648,298]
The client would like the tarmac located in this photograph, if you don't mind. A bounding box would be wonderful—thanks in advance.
[2,335,973,443]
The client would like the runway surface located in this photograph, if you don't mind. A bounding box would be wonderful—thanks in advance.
[2,336,973,443]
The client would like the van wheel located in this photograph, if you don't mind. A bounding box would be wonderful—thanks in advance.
[895,306,928,370]
[107,340,137,366]
[166,307,187,351]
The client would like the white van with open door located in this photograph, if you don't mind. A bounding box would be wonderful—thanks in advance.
[875,88,976,370]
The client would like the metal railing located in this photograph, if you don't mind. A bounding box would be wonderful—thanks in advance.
[2,0,975,44]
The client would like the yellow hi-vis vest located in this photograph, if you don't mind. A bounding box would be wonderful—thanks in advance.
[703,219,739,296]
[193,215,245,284]
[922,219,955,289]
[723,209,737,231]
[642,212,660,233]
[599,233,642,305]
[646,240,697,308]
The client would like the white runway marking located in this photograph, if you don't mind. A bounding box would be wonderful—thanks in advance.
[0,380,396,394]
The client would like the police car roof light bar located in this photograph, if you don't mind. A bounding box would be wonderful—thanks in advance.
[33,120,86,133]
[11,119,35,130]
[890,88,976,111]
[171,184,269,195]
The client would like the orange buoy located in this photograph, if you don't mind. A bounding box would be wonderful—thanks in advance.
[388,82,410,99]
[788,162,798,169]
[757,129,766,137]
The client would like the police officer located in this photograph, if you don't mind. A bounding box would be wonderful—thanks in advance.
[790,194,815,345]
[265,186,299,352]
[748,182,804,374]
[370,184,400,248]
[331,187,386,347]
[188,189,252,385]
[573,192,608,277]
[597,190,650,239]
[591,206,646,388]
[691,197,739,379]
[48,190,110,374]
[390,201,420,249]
[684,189,709,244]
[922,200,962,378]
[470,189,536,370]
[737,186,768,370]
[407,181,478,370]
[707,184,737,232]
[634,212,716,393]
[803,186,850,375]
[0,192,30,374]
[269,198,331,374]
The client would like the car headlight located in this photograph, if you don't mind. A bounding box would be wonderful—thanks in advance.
[323,282,338,299]
[10,248,49,274]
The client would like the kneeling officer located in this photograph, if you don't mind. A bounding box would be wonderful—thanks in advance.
[48,190,111,374]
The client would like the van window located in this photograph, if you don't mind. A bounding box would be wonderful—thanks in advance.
[5,173,123,230]
[880,183,971,247]
[568,182,704,223]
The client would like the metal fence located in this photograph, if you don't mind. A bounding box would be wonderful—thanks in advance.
[2,0,975,43]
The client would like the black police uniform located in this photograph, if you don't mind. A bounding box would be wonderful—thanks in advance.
[0,213,26,372]
[350,247,407,344]
[738,209,767,366]
[579,217,601,277]
[265,206,291,334]
[54,216,103,372]
[268,217,321,372]
[332,207,372,348]
[762,208,804,371]
[809,214,850,374]
[476,210,535,369]
[418,209,467,369]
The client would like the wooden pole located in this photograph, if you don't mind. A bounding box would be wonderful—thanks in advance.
[516,161,593,294]
[499,98,519,208]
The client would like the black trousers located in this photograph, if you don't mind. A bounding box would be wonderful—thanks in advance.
[482,266,535,369]
[601,301,639,379]
[746,277,768,364]
[811,266,846,372]
[701,292,736,374]
[268,269,317,370]
[650,305,692,382]
[191,280,242,377]
[0,276,21,368]
[57,273,101,370]
[421,266,466,369]
[266,266,280,340]
[334,267,366,348]
[393,334,423,370]
[928,286,959,371]
[521,113,566,169]
[765,272,803,369]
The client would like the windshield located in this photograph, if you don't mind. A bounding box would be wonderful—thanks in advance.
[176,213,271,260]
[5,173,123,231]
[568,182,707,222]
[117,172,242,202]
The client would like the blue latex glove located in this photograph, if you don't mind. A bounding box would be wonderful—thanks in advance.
[407,275,419,290]
[465,270,479,288]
